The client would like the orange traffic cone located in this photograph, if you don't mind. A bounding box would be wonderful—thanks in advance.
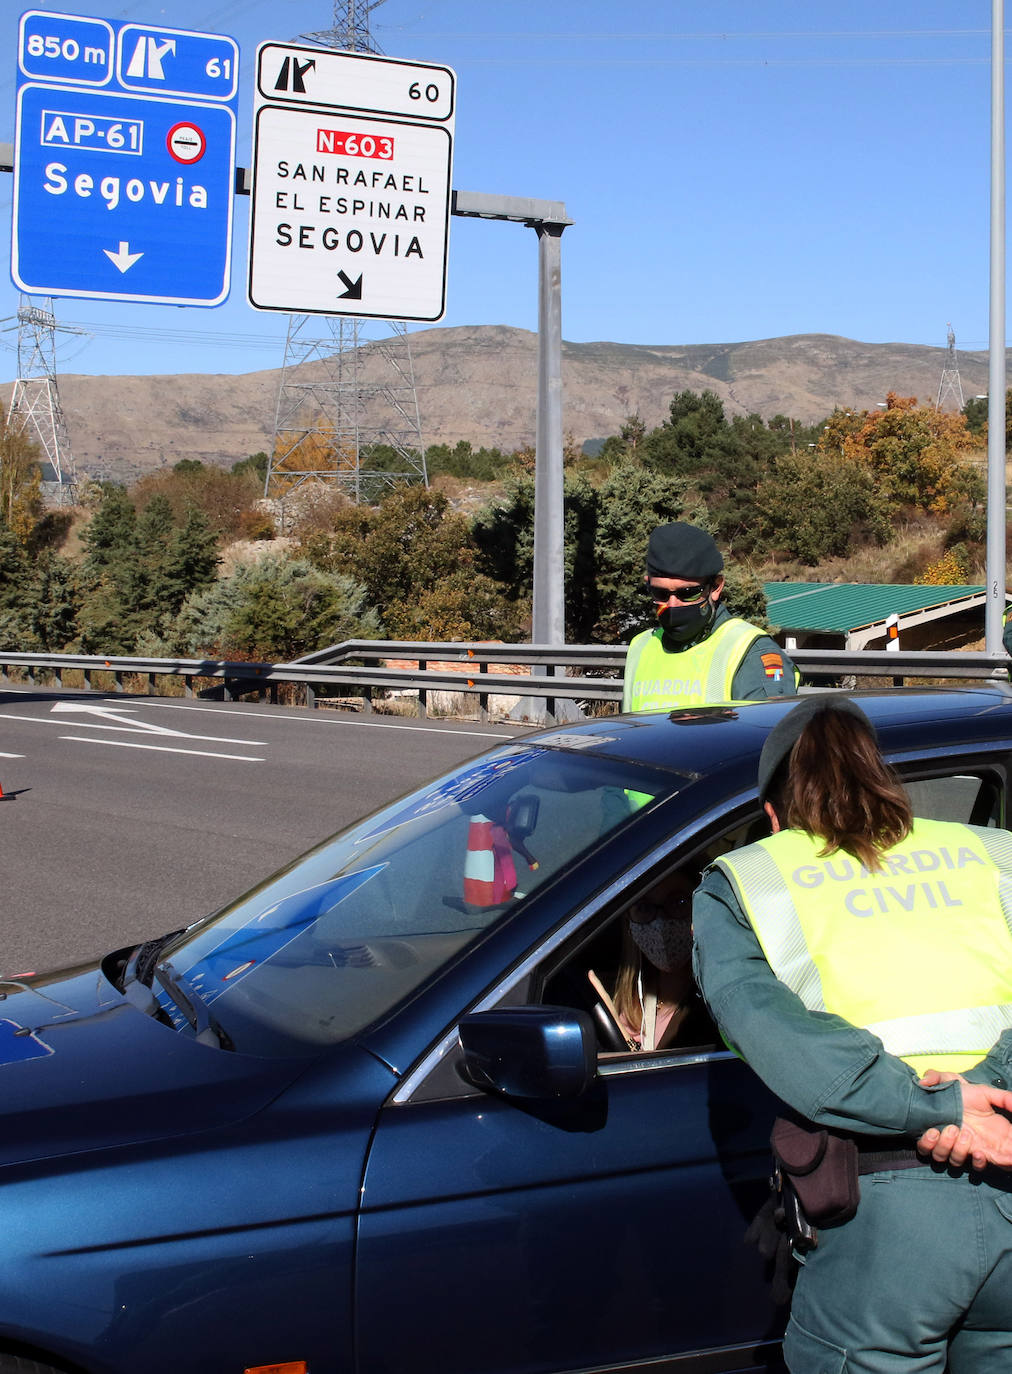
[463,814,517,907]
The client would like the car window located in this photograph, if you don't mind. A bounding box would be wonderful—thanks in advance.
[904,773,1003,828]
[541,901,720,1059]
[154,744,687,1056]
[539,838,737,1060]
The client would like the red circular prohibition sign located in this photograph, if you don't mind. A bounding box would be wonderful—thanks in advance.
[166,122,207,164]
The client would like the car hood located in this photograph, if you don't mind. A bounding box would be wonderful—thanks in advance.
[0,960,315,1168]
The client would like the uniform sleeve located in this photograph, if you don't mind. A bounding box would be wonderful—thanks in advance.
[691,866,963,1135]
[730,634,798,700]
[962,1031,1012,1089]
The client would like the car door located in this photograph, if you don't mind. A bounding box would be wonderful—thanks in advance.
[353,793,786,1374]
[355,1037,783,1374]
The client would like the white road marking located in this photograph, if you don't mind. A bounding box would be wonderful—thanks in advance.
[2,713,72,727]
[0,752,24,758]
[51,702,177,732]
[3,694,523,741]
[111,698,517,739]
[48,700,267,745]
[51,719,269,746]
[60,736,264,762]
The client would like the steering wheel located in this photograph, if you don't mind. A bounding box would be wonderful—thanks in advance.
[591,997,630,1052]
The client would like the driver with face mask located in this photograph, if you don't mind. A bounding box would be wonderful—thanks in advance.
[587,866,717,1051]
[622,521,798,713]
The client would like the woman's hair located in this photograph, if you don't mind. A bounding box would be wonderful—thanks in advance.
[612,924,643,1027]
[766,707,912,871]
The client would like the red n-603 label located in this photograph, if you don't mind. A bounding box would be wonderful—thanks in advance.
[316,128,394,159]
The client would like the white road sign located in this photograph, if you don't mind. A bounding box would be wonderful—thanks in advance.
[248,43,455,322]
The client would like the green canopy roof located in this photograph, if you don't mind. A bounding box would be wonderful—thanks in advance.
[763,583,985,634]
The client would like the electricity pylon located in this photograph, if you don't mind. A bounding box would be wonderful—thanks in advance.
[935,323,965,411]
[264,0,426,507]
[1,296,86,503]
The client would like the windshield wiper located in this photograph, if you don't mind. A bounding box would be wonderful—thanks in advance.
[153,959,234,1051]
[118,932,184,994]
[114,933,184,1030]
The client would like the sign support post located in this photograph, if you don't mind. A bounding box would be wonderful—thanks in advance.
[533,222,566,649]
[987,0,1006,655]
[451,191,574,715]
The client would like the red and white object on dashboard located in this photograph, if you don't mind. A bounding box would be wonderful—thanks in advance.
[463,814,517,907]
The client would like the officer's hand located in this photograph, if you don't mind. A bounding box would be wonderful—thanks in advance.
[960,1081,1012,1168]
[916,1078,1012,1170]
[918,1123,989,1171]
[916,1069,971,1162]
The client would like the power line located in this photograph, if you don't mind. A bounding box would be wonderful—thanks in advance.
[459,56,988,68]
[414,29,991,40]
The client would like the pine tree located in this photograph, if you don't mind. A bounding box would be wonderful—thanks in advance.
[135,493,177,614]
[24,554,81,650]
[163,504,220,613]
[169,554,381,660]
[81,485,137,572]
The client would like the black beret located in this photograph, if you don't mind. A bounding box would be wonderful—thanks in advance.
[646,522,723,579]
[757,695,876,802]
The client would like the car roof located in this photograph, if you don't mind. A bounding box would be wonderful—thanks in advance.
[518,687,1012,784]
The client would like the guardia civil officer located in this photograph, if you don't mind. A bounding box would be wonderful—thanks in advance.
[621,521,797,712]
[692,695,1012,1374]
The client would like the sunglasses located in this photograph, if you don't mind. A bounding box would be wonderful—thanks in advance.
[647,582,710,605]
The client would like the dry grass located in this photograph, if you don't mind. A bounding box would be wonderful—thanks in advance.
[756,517,976,585]
[56,506,91,560]
[218,537,296,575]
[428,473,503,515]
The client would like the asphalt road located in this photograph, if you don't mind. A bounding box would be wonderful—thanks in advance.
[0,687,527,975]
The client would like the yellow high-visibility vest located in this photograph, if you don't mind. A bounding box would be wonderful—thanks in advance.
[622,618,764,713]
[715,820,1012,1075]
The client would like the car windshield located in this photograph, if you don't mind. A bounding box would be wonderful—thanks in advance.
[155,741,685,1055]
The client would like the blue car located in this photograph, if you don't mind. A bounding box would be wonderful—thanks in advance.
[2,688,1011,1374]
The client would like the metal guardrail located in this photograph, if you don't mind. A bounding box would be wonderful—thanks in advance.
[294,638,627,668]
[0,644,1009,724]
[0,645,624,722]
[792,648,1011,681]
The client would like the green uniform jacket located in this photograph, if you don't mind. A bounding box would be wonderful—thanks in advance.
[622,604,798,713]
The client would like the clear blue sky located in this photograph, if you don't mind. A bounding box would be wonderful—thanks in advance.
[0,1,1003,381]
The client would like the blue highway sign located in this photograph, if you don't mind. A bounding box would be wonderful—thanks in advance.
[13,10,238,306]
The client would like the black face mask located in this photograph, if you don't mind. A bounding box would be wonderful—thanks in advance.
[658,597,715,643]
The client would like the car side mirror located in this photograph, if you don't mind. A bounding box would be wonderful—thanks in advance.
[457,1005,597,1100]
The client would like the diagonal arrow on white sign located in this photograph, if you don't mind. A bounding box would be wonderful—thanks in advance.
[49,702,267,746]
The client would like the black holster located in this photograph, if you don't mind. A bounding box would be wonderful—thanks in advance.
[745,1116,861,1305]
[771,1115,860,1235]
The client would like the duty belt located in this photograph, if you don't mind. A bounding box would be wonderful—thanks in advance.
[857,1146,923,1174]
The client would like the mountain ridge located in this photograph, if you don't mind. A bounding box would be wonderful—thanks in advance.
[0,325,991,484]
